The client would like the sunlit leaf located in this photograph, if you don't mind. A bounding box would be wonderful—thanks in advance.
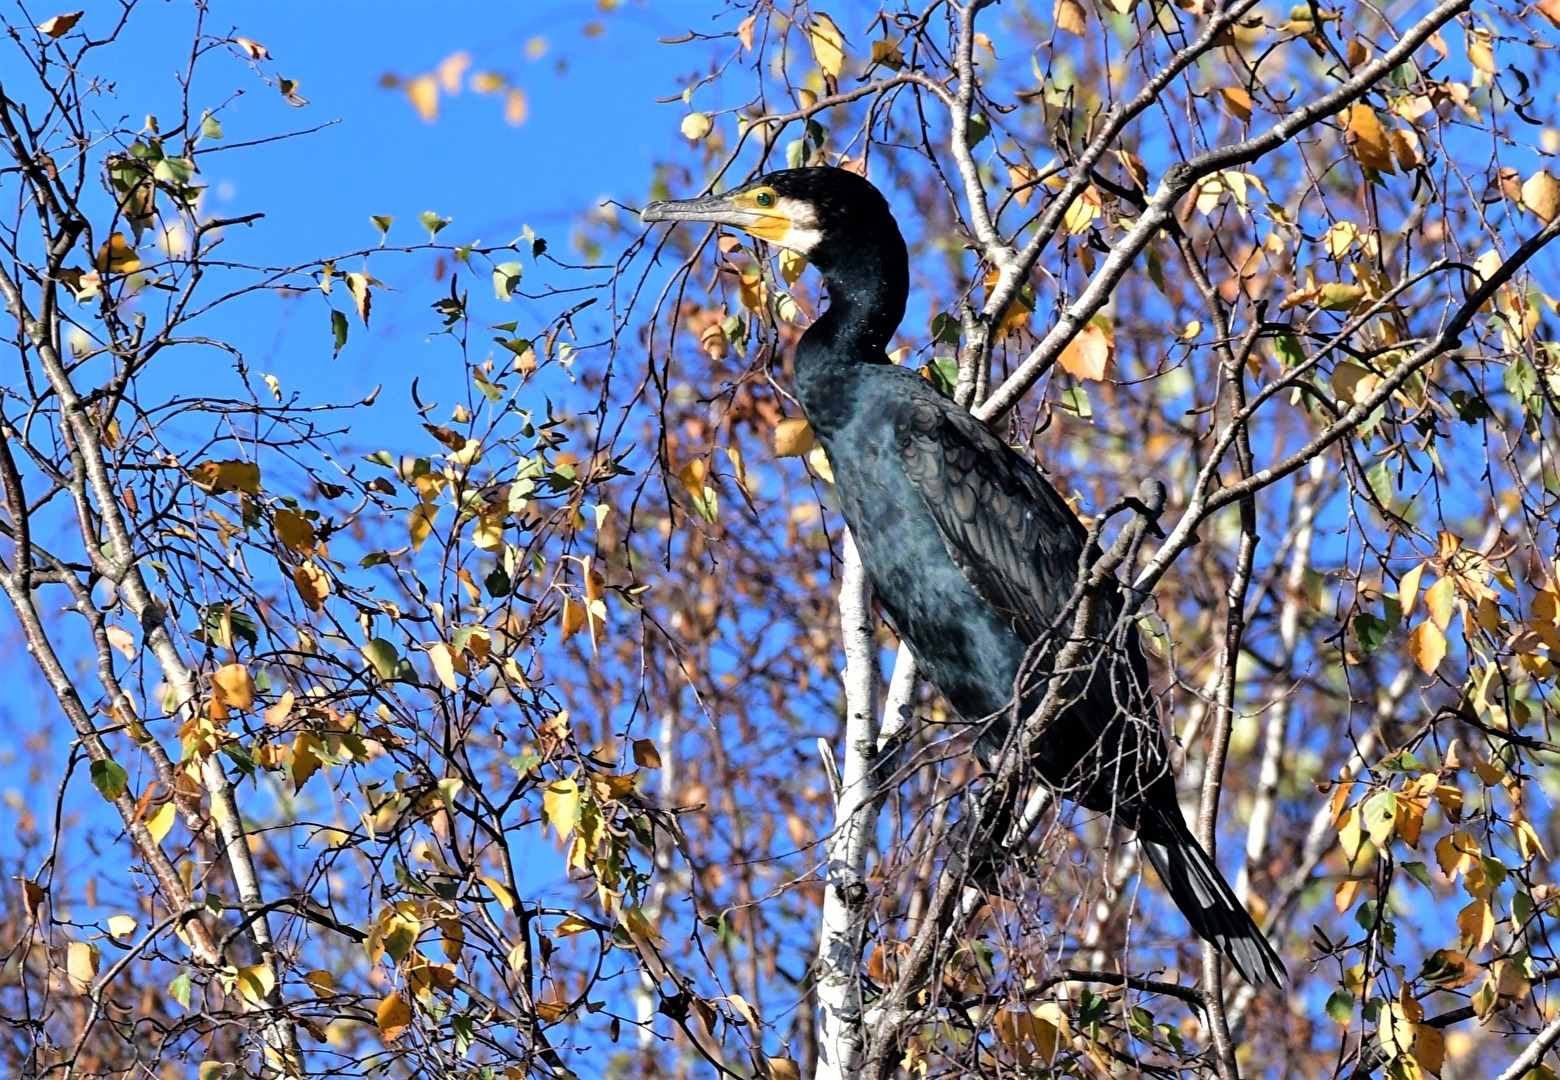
[376,991,412,1039]
[37,12,82,38]
[807,13,845,78]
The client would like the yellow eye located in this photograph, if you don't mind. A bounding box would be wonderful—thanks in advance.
[754,190,775,208]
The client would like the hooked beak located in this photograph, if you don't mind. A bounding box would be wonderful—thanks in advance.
[641,193,768,231]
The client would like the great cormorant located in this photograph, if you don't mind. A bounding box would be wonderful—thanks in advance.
[642,167,1284,987]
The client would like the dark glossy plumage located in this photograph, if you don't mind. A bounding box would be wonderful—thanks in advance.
[643,167,1284,987]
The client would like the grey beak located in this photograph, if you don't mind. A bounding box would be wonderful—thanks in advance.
[641,193,765,230]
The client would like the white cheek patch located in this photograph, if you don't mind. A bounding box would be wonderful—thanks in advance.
[775,196,822,254]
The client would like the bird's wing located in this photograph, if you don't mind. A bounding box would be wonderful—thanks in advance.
[891,395,1088,645]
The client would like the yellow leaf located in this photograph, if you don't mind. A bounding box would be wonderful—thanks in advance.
[1456,897,1494,951]
[543,778,580,841]
[66,940,98,993]
[1399,562,1425,621]
[737,14,756,51]
[1062,185,1102,233]
[774,417,815,457]
[36,11,83,37]
[273,508,315,553]
[680,112,712,141]
[1537,0,1560,29]
[738,272,763,311]
[1466,28,1495,76]
[778,249,808,285]
[1407,621,1446,675]
[106,913,137,938]
[344,272,372,326]
[376,990,412,1040]
[1317,282,1366,311]
[405,74,439,122]
[480,874,516,910]
[264,689,295,726]
[807,444,835,483]
[1054,0,1087,36]
[1218,86,1253,122]
[304,969,335,996]
[1343,104,1396,174]
[435,51,470,93]
[536,999,570,1022]
[409,501,438,551]
[1334,878,1360,913]
[869,38,905,69]
[292,563,330,612]
[234,963,274,1007]
[95,232,140,274]
[1338,805,1363,861]
[146,801,176,843]
[1008,164,1040,207]
[769,1059,801,1080]
[554,913,593,937]
[560,595,586,642]
[807,14,845,79]
[504,87,528,126]
[429,643,459,692]
[191,459,260,495]
[1058,321,1112,381]
[1514,816,1546,862]
[212,664,255,711]
[1414,1025,1445,1076]
[1331,361,1381,406]
[1522,170,1560,223]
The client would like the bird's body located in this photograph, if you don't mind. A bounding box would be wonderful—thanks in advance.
[643,167,1284,987]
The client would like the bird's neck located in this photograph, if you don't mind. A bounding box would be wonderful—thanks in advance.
[793,247,907,435]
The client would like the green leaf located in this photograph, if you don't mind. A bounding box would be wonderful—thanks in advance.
[371,215,393,242]
[1273,332,1305,367]
[419,210,450,238]
[493,262,523,301]
[922,356,958,397]
[930,311,961,345]
[168,971,192,1009]
[91,758,129,801]
[965,112,990,148]
[152,156,196,185]
[1060,386,1092,419]
[1353,612,1388,653]
[1325,990,1353,1025]
[199,111,223,140]
[1402,860,1433,888]
[361,637,400,680]
[331,309,348,357]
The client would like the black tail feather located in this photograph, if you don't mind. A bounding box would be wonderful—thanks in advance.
[1138,810,1286,988]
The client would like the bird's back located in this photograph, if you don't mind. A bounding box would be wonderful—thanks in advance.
[817,363,1171,820]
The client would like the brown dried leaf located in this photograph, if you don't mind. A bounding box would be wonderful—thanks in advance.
[1522,170,1560,223]
[1054,0,1087,36]
[292,563,329,612]
[1057,321,1112,381]
[36,11,82,37]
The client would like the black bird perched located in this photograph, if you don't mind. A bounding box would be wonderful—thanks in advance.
[642,167,1284,987]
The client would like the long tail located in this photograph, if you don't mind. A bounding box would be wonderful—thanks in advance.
[1137,809,1286,988]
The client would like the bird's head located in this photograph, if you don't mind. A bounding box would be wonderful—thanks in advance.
[641,167,902,274]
